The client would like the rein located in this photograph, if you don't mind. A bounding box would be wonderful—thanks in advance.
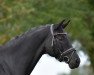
[50,24,76,63]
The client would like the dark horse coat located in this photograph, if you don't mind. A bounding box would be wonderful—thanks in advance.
[0,21,80,75]
[0,25,50,75]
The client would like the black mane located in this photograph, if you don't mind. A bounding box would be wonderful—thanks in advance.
[5,25,50,47]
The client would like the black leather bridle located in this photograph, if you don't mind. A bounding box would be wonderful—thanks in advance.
[50,24,76,63]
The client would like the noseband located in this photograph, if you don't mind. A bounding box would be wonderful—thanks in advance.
[50,24,76,63]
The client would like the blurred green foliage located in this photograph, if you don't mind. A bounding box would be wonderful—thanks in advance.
[0,0,94,72]
[88,0,94,9]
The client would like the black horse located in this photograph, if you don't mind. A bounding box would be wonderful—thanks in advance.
[0,20,80,75]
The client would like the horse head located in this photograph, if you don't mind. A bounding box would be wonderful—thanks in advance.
[45,20,80,69]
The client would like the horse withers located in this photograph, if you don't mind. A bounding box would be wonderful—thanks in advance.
[0,20,80,75]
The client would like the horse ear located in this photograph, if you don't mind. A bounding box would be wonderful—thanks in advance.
[54,20,70,30]
[54,20,65,30]
[62,20,70,28]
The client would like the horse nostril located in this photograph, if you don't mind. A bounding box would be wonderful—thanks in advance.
[76,59,79,63]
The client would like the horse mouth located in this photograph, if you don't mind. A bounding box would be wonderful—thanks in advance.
[58,58,80,69]
[69,58,80,69]
[69,64,79,69]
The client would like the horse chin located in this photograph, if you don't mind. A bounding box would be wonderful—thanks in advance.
[68,60,80,69]
[69,64,78,69]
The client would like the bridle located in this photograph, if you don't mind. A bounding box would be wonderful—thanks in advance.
[50,24,76,63]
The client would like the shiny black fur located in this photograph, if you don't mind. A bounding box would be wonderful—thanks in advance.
[0,20,80,75]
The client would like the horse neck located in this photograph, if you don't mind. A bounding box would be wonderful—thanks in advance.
[24,26,50,74]
[2,25,50,75]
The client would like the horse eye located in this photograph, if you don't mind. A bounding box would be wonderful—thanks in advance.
[58,37,62,41]
[58,37,63,41]
[54,35,57,38]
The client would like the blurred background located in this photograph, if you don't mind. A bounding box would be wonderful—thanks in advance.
[0,0,94,75]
